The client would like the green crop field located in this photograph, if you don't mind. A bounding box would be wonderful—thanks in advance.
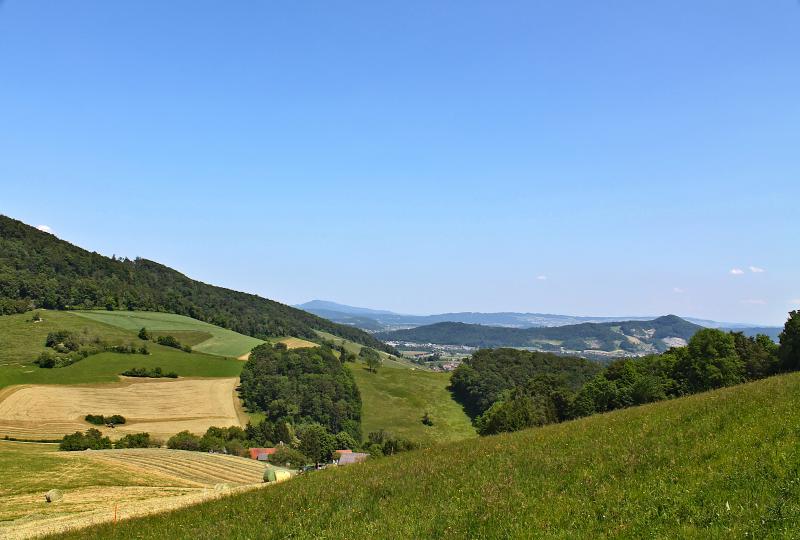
[0,311,244,388]
[57,372,800,539]
[348,360,475,445]
[73,310,264,357]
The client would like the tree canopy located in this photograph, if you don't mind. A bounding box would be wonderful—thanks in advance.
[239,343,362,440]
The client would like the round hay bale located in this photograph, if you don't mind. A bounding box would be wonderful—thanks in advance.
[45,489,63,503]
[274,470,291,483]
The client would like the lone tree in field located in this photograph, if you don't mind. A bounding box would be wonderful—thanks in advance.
[779,310,800,371]
[360,347,382,373]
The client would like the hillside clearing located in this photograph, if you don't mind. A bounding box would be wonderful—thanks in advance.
[73,311,264,357]
[347,361,475,444]
[58,372,800,538]
[0,378,242,441]
[0,442,274,540]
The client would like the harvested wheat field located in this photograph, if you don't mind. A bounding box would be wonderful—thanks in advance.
[0,378,242,441]
[0,442,277,540]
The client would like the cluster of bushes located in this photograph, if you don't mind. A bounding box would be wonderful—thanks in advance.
[116,432,160,448]
[361,429,417,457]
[246,419,416,464]
[34,329,148,369]
[239,343,362,440]
[156,335,192,353]
[167,426,249,457]
[121,366,178,378]
[60,428,112,451]
[85,414,126,425]
[137,328,192,353]
[463,311,800,436]
[59,429,158,451]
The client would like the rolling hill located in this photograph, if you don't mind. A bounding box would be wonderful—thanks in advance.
[377,315,703,357]
[56,372,800,538]
[0,215,394,353]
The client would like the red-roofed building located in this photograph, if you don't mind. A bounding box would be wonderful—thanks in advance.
[248,447,276,460]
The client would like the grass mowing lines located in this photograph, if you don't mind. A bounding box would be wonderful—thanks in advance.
[72,310,264,357]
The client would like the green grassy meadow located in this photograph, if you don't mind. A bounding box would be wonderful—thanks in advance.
[0,311,243,388]
[315,330,421,369]
[73,310,264,357]
[56,372,800,539]
[348,360,475,444]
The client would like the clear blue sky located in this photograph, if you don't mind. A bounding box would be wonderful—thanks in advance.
[1,1,798,325]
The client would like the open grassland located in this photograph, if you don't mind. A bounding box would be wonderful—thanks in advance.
[73,311,264,357]
[58,373,800,539]
[0,442,271,540]
[315,330,421,369]
[0,377,243,441]
[348,361,475,444]
[0,312,244,389]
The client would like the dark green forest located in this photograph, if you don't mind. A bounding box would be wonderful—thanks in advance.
[454,312,800,436]
[378,315,701,353]
[239,343,362,440]
[449,348,602,418]
[0,215,393,352]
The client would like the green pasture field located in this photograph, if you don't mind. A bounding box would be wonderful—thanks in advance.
[347,360,475,445]
[0,311,243,388]
[57,372,800,539]
[73,310,264,357]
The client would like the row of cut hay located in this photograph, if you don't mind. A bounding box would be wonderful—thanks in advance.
[103,455,261,485]
[86,450,266,485]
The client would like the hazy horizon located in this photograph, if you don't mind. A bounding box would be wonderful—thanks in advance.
[2,2,798,326]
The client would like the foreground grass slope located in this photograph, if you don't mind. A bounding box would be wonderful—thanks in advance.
[58,373,800,538]
[0,311,243,388]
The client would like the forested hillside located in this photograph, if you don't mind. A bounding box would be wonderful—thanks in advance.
[0,215,392,352]
[452,316,799,436]
[449,349,601,418]
[378,315,701,354]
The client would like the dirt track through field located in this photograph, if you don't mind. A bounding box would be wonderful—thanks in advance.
[0,378,242,440]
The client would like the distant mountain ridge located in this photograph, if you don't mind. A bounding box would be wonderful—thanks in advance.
[296,300,779,336]
[376,315,703,357]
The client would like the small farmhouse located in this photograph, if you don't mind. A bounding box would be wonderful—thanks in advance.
[248,447,276,461]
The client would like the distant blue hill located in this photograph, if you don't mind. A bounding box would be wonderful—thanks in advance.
[295,300,781,339]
